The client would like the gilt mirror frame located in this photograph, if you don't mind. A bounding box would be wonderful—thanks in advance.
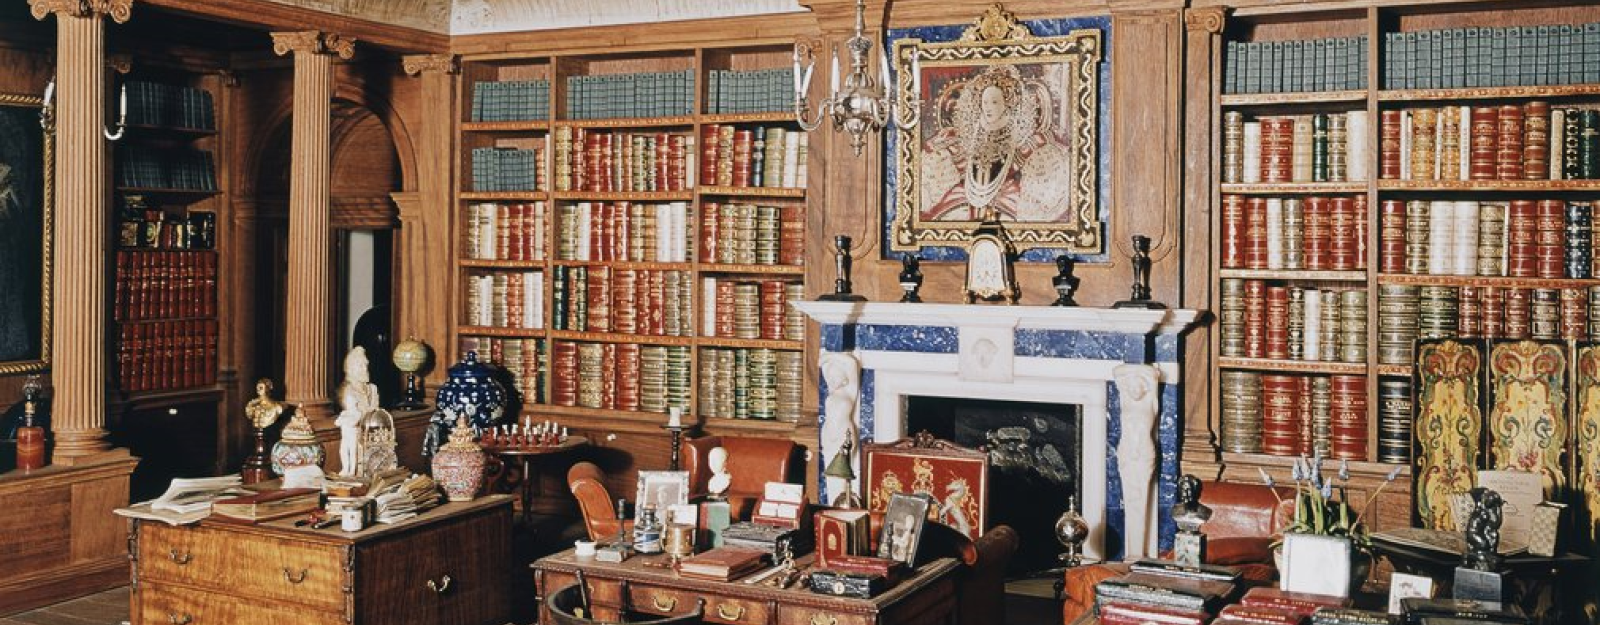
[890,4,1103,254]
[0,92,51,375]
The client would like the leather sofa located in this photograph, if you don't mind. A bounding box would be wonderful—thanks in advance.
[682,435,806,520]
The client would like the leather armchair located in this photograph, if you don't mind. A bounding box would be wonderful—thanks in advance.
[567,461,633,542]
[1060,480,1294,623]
[682,435,805,520]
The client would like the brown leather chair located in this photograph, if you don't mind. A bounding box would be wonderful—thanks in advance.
[567,461,633,542]
[682,435,806,520]
[1060,480,1295,623]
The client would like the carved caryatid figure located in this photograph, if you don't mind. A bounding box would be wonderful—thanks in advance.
[1113,363,1161,560]
[819,352,862,500]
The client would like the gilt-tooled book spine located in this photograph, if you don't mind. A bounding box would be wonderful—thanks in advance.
[1260,373,1301,457]
[1328,196,1359,271]
[1261,117,1294,183]
[1292,115,1314,182]
[1536,199,1566,278]
[1410,108,1438,181]
[1303,196,1329,271]
[1379,200,1405,274]
[1379,110,1402,180]
[1327,113,1348,182]
[1477,203,1507,277]
[1311,113,1329,182]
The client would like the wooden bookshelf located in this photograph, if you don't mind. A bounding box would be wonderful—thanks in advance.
[1376,273,1600,289]
[1217,357,1367,375]
[462,120,550,132]
[696,185,806,198]
[698,263,805,275]
[459,190,548,201]
[548,330,696,346]
[1219,269,1367,281]
[1377,84,1600,102]
[699,112,799,124]
[552,190,695,201]
[555,115,696,129]
[1219,182,1367,194]
[460,259,546,269]
[1375,179,1600,192]
[698,336,804,351]
[458,325,545,338]
[1219,90,1368,106]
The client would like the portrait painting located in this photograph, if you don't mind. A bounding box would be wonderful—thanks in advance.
[890,6,1102,254]
[0,94,50,375]
[635,470,689,515]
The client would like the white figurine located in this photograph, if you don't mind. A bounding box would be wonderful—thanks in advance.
[335,347,382,475]
[706,446,732,500]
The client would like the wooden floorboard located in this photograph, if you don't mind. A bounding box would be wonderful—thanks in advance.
[3,587,126,625]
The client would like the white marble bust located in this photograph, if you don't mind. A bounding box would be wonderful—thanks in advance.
[335,347,382,475]
[707,446,731,500]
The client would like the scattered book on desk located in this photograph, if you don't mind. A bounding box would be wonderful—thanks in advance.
[1096,600,1210,625]
[676,546,767,581]
[210,488,320,522]
[1215,603,1311,625]
[1130,558,1243,582]
[1095,570,1239,614]
[1400,597,1529,624]
[1239,586,1349,617]
[1310,607,1391,625]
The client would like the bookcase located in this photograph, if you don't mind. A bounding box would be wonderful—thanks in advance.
[452,43,810,435]
[1209,2,1600,511]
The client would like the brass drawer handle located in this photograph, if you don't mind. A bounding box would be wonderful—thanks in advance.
[282,568,308,584]
[168,549,192,565]
[716,603,745,621]
[426,575,452,594]
[651,593,677,612]
[810,615,836,625]
[167,612,193,625]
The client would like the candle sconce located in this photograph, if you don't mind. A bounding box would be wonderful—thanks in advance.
[39,76,127,140]
[104,81,126,141]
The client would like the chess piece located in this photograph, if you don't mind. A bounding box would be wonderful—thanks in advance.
[818,235,867,302]
[706,446,732,501]
[242,378,285,484]
[1171,475,1213,568]
[1050,255,1080,307]
[1115,235,1167,309]
[1454,487,1508,603]
[898,253,923,303]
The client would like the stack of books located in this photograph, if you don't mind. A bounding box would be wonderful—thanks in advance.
[1221,195,1369,271]
[565,70,695,120]
[470,79,551,122]
[471,145,548,192]
[1380,199,1597,279]
[1398,598,1529,625]
[699,125,808,188]
[457,337,546,404]
[553,128,693,193]
[1217,585,1349,625]
[211,488,320,523]
[1094,565,1241,624]
[555,201,691,263]
[465,201,548,262]
[1223,36,1369,94]
[1383,24,1600,90]
[1310,608,1392,625]
[1218,281,1368,364]
[697,347,800,421]
[706,68,797,115]
[550,267,693,338]
[1381,104,1600,181]
[118,147,218,191]
[373,474,443,524]
[699,278,803,341]
[699,202,805,267]
[1219,372,1367,460]
[1224,112,1371,184]
[125,81,217,130]
[116,319,219,392]
[464,271,543,329]
[549,341,689,414]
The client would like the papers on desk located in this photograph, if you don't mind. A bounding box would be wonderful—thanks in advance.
[373,473,443,524]
[114,475,250,526]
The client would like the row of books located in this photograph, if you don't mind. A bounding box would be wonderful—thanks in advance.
[117,147,218,191]
[1219,195,1368,271]
[699,125,808,189]
[1376,284,1600,365]
[553,128,693,193]
[698,347,803,422]
[565,70,695,120]
[464,202,547,262]
[551,266,694,338]
[1219,371,1370,461]
[1378,199,1595,279]
[1380,104,1600,181]
[700,202,805,267]
[464,272,543,330]
[470,79,551,122]
[1383,23,1600,90]
[125,81,216,131]
[115,319,218,392]
[470,145,548,192]
[118,209,216,251]
[699,278,804,342]
[456,337,546,405]
[1223,112,1371,184]
[1222,35,1369,95]
[549,341,691,413]
[555,201,692,263]
[1219,281,1367,364]
[113,250,218,322]
[706,68,797,115]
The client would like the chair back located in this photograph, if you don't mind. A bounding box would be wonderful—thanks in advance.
[682,435,804,497]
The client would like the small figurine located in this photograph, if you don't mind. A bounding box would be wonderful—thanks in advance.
[898,253,924,303]
[818,234,867,302]
[1462,487,1505,572]
[1114,235,1166,309]
[1171,475,1213,568]
[335,347,382,475]
[242,378,285,484]
[706,446,732,501]
[1050,255,1080,307]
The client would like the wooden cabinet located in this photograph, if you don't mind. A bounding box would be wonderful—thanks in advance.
[130,495,514,625]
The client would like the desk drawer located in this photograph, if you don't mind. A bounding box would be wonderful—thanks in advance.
[138,581,343,625]
[777,606,870,625]
[139,523,346,613]
[627,584,769,625]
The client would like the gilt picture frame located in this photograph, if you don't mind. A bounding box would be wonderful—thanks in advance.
[889,4,1103,254]
[0,93,51,375]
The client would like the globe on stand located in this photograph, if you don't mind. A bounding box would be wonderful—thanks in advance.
[392,337,432,410]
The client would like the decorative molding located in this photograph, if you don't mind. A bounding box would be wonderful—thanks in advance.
[1183,6,1226,34]
[791,301,1202,336]
[29,0,133,22]
[960,3,1031,42]
[402,53,459,76]
[271,31,357,59]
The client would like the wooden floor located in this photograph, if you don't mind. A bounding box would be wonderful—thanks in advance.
[1,587,127,625]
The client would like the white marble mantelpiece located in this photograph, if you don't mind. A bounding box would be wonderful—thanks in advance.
[791,301,1200,336]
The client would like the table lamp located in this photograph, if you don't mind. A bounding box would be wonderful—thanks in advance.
[824,439,861,508]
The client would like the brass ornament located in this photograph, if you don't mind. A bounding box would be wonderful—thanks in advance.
[961,4,1031,43]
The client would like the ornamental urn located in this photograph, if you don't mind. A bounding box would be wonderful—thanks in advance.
[431,415,487,502]
[270,411,326,475]
[425,351,506,456]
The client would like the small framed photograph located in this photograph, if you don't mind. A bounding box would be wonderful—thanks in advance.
[877,492,932,566]
[1388,572,1436,614]
[635,471,689,514]
[1280,533,1354,598]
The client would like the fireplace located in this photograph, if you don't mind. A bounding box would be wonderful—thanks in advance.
[794,301,1201,563]
[907,396,1082,572]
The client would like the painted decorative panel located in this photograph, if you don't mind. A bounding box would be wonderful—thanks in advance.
[1486,340,1568,501]
[1412,338,1484,531]
[1574,343,1600,548]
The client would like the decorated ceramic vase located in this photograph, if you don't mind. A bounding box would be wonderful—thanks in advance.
[271,412,326,475]
[424,351,506,456]
[431,415,487,502]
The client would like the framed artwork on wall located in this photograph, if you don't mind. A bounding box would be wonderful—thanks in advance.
[888,4,1103,255]
[0,93,50,375]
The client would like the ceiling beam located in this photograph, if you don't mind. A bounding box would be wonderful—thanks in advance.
[136,0,448,53]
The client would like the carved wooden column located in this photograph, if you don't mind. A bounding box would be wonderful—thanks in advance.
[399,54,457,386]
[1180,6,1227,477]
[30,0,132,463]
[272,31,355,422]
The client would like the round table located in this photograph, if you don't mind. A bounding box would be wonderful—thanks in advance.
[485,436,589,525]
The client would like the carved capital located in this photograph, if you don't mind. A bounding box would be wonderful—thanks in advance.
[1183,7,1227,34]
[272,31,357,60]
[30,0,132,23]
[402,54,459,77]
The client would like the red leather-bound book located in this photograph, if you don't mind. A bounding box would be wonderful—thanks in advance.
[700,125,720,186]
[1496,104,1525,180]
[1261,117,1295,183]
[1562,287,1588,341]
[1353,195,1369,270]
[1458,286,1481,338]
[1265,286,1290,360]
[1222,194,1246,269]
[1504,287,1532,339]
[1239,586,1348,616]
[1328,197,1357,271]
[1536,199,1565,278]
[204,319,218,385]
[1243,280,1267,359]
[1469,107,1500,180]
[1297,375,1314,454]
[1380,200,1407,273]
[731,130,754,188]
[1245,198,1269,270]
[601,343,617,409]
[780,205,805,266]
[551,341,579,407]
[1380,110,1403,179]
[1480,286,1505,339]
[1329,374,1367,461]
[1098,601,1209,625]
[1506,200,1539,277]
[114,251,129,321]
[506,203,523,262]
[1260,374,1301,457]
[1216,604,1308,625]
[1304,196,1330,270]
[1524,101,1551,180]
[760,281,786,341]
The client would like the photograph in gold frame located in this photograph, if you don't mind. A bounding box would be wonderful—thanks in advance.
[889,5,1103,255]
[0,93,51,375]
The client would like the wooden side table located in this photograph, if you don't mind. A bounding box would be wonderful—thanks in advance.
[486,436,589,524]
[1372,540,1590,625]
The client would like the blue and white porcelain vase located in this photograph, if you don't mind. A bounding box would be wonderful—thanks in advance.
[423,351,506,456]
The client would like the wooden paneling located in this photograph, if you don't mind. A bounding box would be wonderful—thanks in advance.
[0,457,139,616]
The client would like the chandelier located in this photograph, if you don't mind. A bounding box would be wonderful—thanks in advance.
[794,0,914,156]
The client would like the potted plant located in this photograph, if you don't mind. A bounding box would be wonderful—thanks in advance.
[1261,455,1403,597]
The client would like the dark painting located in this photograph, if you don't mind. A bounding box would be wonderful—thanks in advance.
[0,96,48,374]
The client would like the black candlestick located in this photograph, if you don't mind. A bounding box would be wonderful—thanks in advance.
[395,371,427,410]
[1114,234,1167,309]
[1051,255,1080,307]
[898,253,923,303]
[819,234,867,302]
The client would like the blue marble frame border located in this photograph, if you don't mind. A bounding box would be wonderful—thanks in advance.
[882,15,1114,264]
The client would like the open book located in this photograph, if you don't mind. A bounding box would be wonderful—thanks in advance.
[114,475,251,526]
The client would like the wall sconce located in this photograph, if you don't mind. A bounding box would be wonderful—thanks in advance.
[39,76,126,140]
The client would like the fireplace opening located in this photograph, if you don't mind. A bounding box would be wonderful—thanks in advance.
[906,396,1082,574]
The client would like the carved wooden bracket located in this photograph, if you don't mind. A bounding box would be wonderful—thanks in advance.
[402,54,460,77]
[1183,7,1227,34]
